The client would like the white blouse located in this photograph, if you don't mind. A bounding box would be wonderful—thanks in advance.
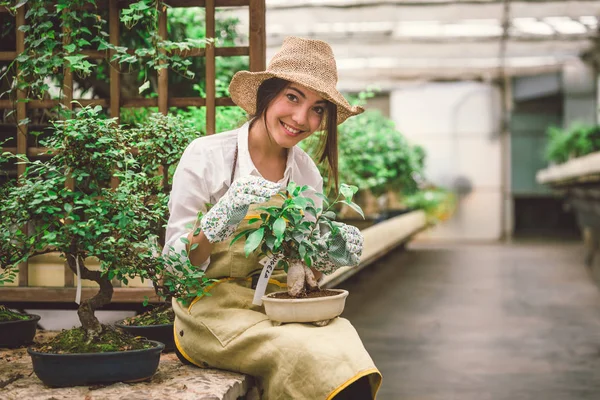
[163,122,324,270]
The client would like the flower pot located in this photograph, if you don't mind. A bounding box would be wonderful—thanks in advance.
[261,289,349,323]
[0,314,40,348]
[115,320,175,352]
[27,340,164,387]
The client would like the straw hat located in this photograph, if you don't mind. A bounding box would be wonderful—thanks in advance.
[229,36,363,125]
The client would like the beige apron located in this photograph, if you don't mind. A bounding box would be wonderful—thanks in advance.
[173,147,382,399]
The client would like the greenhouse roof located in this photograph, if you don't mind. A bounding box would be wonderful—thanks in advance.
[229,0,600,90]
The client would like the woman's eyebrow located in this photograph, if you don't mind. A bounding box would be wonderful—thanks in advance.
[289,87,327,104]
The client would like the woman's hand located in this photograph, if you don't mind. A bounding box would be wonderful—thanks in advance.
[312,222,364,274]
[200,175,281,243]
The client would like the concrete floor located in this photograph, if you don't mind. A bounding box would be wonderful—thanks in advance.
[341,240,600,400]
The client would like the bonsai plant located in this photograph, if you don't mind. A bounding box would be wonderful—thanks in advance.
[231,181,364,323]
[0,153,42,348]
[0,105,175,386]
[0,303,41,348]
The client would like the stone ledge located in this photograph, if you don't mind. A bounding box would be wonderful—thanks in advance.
[322,210,428,289]
[0,332,253,400]
[537,151,600,185]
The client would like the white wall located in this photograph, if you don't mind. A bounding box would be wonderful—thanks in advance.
[390,81,503,241]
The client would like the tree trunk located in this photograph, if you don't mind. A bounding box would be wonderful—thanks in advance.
[66,253,113,340]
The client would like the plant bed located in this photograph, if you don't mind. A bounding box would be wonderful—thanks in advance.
[27,325,164,387]
[262,289,348,323]
[0,306,41,348]
[115,304,175,352]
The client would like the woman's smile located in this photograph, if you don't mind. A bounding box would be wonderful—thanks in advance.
[280,121,304,137]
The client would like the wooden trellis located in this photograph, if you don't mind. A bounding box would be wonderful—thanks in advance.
[0,0,266,307]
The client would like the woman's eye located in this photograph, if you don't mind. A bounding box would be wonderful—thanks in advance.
[313,106,324,115]
[286,94,298,102]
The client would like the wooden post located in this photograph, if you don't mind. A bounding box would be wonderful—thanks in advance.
[62,8,76,288]
[205,0,216,135]
[158,5,168,116]
[108,0,123,287]
[109,0,120,121]
[15,4,28,287]
[249,0,266,72]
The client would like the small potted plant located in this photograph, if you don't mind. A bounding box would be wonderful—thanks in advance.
[0,106,170,387]
[231,182,364,324]
[0,302,41,348]
[0,164,41,348]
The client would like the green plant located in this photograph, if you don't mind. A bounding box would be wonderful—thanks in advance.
[403,187,456,224]
[230,182,363,289]
[0,1,224,124]
[301,96,425,199]
[545,124,600,164]
[0,105,210,339]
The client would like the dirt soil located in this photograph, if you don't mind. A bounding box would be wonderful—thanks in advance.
[0,331,253,400]
[269,289,341,299]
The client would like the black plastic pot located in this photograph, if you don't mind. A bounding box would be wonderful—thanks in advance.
[27,340,164,387]
[115,321,175,352]
[0,314,40,348]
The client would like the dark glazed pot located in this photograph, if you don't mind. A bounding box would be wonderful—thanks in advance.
[0,314,41,348]
[27,340,164,387]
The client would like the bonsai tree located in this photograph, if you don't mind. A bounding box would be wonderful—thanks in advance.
[0,105,184,343]
[231,182,364,297]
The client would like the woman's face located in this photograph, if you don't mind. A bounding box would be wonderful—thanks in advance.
[263,83,326,148]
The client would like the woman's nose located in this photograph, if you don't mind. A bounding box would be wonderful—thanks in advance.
[291,107,309,127]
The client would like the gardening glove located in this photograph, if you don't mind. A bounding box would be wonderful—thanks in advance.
[287,261,319,297]
[200,175,281,243]
[312,222,363,274]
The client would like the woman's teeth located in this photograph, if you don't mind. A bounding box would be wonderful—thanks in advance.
[282,122,301,135]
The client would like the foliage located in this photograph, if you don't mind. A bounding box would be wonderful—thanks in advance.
[230,182,363,271]
[301,92,425,198]
[0,1,243,124]
[147,239,217,305]
[0,105,211,334]
[337,109,425,196]
[32,325,154,354]
[403,187,456,224]
[0,305,31,321]
[121,105,247,135]
[544,124,600,164]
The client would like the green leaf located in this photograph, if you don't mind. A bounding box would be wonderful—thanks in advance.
[344,200,365,219]
[286,181,297,195]
[64,203,73,213]
[298,243,306,259]
[340,183,358,200]
[244,227,264,257]
[230,228,253,247]
[323,211,336,220]
[273,217,286,239]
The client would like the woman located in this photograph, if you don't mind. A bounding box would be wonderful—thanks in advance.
[165,36,382,399]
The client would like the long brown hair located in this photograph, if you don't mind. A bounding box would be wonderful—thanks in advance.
[250,77,339,192]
